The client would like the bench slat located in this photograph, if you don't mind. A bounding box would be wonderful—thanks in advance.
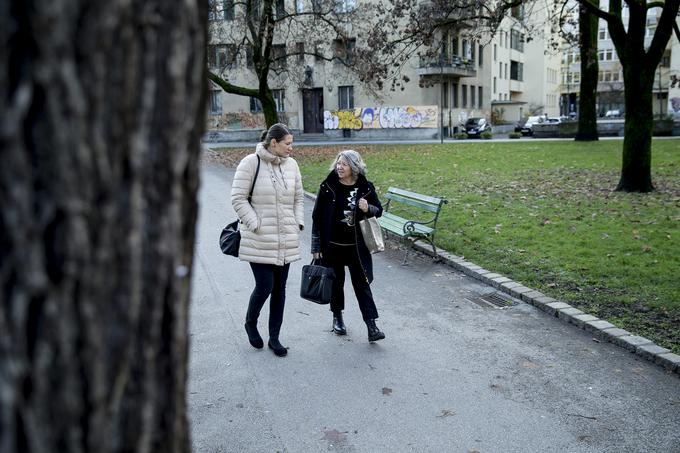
[386,187,444,206]
[379,213,434,236]
[384,192,442,213]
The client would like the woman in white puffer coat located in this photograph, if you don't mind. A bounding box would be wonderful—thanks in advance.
[231,123,305,357]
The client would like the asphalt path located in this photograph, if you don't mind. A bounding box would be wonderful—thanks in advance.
[188,160,680,453]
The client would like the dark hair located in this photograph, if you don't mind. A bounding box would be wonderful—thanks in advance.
[260,123,291,147]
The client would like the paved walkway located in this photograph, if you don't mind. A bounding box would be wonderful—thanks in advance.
[188,161,680,453]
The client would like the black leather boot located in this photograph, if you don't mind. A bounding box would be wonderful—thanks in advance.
[268,338,288,357]
[366,319,385,342]
[244,322,264,349]
[332,312,347,335]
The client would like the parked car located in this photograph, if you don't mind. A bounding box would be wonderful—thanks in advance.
[546,117,562,124]
[464,117,491,138]
[514,118,527,132]
[519,115,545,136]
[605,109,623,118]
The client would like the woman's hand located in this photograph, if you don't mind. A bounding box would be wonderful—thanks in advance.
[358,198,369,213]
[313,252,322,260]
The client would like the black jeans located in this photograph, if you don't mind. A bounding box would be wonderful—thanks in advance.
[326,243,379,321]
[246,262,290,339]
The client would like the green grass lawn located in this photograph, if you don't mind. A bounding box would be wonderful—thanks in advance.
[214,140,680,353]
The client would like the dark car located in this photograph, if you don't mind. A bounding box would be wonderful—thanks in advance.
[464,117,491,138]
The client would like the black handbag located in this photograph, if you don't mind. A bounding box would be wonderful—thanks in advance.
[300,259,336,305]
[220,156,260,257]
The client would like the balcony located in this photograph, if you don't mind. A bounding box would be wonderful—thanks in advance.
[418,55,477,78]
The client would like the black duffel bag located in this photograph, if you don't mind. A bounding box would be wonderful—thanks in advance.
[300,260,335,305]
[219,220,241,257]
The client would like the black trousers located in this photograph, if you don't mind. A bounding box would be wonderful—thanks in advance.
[246,262,290,339]
[326,243,379,321]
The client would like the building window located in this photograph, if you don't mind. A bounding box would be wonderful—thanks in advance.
[338,85,354,109]
[208,44,236,69]
[272,44,287,68]
[493,77,496,94]
[504,63,508,79]
[275,0,286,19]
[510,30,524,52]
[462,84,467,107]
[478,86,483,108]
[333,38,356,64]
[452,83,458,108]
[470,85,475,107]
[599,27,608,40]
[296,0,304,12]
[462,39,471,60]
[314,42,323,61]
[511,4,524,20]
[250,97,262,113]
[245,46,254,68]
[493,44,497,61]
[209,0,235,20]
[335,0,356,13]
[209,91,222,114]
[442,82,449,108]
[478,44,483,66]
[510,60,523,81]
[499,62,502,78]
[296,42,305,62]
[273,89,285,112]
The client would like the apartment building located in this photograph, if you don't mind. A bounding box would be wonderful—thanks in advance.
[560,3,677,118]
[206,0,562,140]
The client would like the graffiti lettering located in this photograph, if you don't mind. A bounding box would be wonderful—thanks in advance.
[323,106,437,130]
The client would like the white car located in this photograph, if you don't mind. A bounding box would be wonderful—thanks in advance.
[520,115,544,136]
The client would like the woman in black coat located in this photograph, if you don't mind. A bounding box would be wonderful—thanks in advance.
[311,150,385,342]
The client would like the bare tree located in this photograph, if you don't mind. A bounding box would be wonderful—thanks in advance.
[0,1,206,452]
[207,0,408,127]
[575,2,600,141]
[577,0,680,192]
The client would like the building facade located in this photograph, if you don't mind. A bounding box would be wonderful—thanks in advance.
[559,3,678,119]
[206,0,568,140]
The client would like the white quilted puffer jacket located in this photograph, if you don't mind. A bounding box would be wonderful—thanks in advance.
[231,143,305,265]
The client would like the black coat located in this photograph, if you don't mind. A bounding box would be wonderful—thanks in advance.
[311,171,383,283]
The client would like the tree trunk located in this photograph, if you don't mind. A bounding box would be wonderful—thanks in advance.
[575,4,599,141]
[0,1,206,452]
[260,90,279,128]
[617,65,655,192]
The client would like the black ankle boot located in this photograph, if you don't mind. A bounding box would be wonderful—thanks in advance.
[268,338,288,357]
[332,312,347,335]
[244,322,264,349]
[366,319,385,342]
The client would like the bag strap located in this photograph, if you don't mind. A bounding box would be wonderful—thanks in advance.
[247,155,261,203]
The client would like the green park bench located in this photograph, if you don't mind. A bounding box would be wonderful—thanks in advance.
[378,187,447,264]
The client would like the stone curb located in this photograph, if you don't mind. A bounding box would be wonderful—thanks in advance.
[303,190,679,376]
[409,240,680,377]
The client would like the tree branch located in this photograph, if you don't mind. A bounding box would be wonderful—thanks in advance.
[208,72,260,98]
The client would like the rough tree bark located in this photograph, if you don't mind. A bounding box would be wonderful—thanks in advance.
[575,3,599,141]
[0,1,206,452]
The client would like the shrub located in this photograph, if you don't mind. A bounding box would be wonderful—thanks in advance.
[454,132,468,140]
[481,131,493,140]
[508,132,522,139]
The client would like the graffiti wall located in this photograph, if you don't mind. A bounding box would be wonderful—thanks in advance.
[324,106,438,130]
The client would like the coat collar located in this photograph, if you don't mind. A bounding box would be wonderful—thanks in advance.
[256,142,287,165]
[322,170,368,189]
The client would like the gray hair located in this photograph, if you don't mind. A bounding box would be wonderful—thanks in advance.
[330,150,366,176]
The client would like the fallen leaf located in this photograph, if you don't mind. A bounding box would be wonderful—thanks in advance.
[382,387,393,396]
[520,359,539,369]
[437,409,456,417]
